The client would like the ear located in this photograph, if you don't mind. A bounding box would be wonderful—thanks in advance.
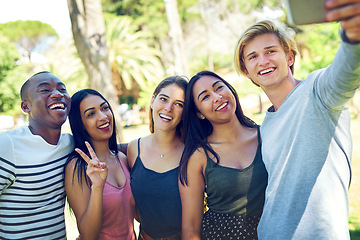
[21,101,31,113]
[150,95,155,109]
[287,51,295,67]
[197,112,205,120]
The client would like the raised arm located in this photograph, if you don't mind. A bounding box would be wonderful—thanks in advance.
[179,149,207,240]
[64,142,107,240]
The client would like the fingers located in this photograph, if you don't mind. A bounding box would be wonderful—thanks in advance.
[85,141,97,160]
[325,0,360,9]
[87,159,107,174]
[325,0,360,21]
[75,141,106,168]
[75,147,91,163]
[325,0,360,42]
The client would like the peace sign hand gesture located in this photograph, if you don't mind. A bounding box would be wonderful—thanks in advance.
[75,141,108,189]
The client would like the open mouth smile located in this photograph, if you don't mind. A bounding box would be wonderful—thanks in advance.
[159,113,173,121]
[98,122,110,129]
[259,67,275,76]
[216,102,228,111]
[49,103,66,110]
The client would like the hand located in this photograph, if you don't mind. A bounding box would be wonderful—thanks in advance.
[75,141,108,188]
[325,0,360,42]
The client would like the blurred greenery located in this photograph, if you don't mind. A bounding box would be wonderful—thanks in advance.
[105,13,164,105]
[0,20,57,62]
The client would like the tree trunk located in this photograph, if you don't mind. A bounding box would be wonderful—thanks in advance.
[163,0,188,76]
[67,0,123,140]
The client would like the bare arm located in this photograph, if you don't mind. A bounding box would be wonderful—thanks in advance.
[127,139,138,169]
[179,150,206,240]
[64,143,107,240]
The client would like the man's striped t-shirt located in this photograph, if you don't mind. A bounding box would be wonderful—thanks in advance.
[0,126,74,240]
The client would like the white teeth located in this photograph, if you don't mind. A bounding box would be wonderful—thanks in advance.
[216,102,227,111]
[49,103,65,109]
[160,114,173,121]
[99,122,110,129]
[260,68,274,75]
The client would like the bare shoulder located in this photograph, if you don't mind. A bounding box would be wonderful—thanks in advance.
[127,137,143,168]
[65,157,78,176]
[117,151,130,169]
[187,147,207,170]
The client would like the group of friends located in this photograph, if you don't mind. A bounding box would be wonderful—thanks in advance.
[1,1,360,239]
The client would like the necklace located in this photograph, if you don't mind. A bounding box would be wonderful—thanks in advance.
[151,137,179,158]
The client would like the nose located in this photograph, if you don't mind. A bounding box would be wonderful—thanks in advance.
[164,102,173,112]
[259,54,269,65]
[99,110,108,120]
[50,89,64,98]
[214,93,223,103]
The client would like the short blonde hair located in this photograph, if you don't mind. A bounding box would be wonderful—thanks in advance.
[234,20,298,77]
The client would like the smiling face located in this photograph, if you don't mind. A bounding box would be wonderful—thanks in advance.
[243,33,294,90]
[21,72,71,130]
[80,94,114,142]
[192,75,236,124]
[150,84,185,133]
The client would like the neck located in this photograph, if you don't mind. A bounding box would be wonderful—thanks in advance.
[209,116,245,142]
[152,130,180,147]
[262,73,300,111]
[91,140,112,162]
[28,124,61,145]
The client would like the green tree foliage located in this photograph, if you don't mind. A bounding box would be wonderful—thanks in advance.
[105,14,164,103]
[293,22,340,80]
[0,20,58,62]
[102,0,197,39]
[0,35,25,114]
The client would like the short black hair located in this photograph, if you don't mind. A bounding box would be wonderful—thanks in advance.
[20,71,51,101]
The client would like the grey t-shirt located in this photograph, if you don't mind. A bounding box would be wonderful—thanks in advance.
[258,40,360,239]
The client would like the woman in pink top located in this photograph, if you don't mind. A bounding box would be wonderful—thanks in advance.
[65,89,136,240]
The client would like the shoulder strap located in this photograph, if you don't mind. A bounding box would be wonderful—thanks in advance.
[257,125,261,144]
[137,138,141,156]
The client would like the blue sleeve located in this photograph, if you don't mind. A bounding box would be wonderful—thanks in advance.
[315,34,360,111]
[0,132,16,195]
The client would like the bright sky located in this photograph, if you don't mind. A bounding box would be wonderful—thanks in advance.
[0,0,71,35]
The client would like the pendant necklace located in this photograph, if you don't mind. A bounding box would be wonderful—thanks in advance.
[152,138,179,158]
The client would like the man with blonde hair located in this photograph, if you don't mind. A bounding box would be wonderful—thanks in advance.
[234,1,360,239]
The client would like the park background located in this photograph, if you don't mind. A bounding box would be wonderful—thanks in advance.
[0,0,359,239]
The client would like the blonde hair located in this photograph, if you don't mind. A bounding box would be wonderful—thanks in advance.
[234,20,298,78]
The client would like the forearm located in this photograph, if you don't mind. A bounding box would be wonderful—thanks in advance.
[77,186,104,240]
[182,228,201,240]
[317,39,360,109]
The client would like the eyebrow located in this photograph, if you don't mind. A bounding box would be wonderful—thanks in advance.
[245,45,277,59]
[36,82,50,88]
[158,93,169,98]
[36,82,66,88]
[83,101,107,115]
[197,80,222,100]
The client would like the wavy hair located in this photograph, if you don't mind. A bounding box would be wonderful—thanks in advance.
[179,71,257,185]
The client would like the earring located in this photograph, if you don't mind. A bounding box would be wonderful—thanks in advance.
[199,114,205,120]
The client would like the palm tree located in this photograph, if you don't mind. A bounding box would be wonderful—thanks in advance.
[105,14,165,103]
